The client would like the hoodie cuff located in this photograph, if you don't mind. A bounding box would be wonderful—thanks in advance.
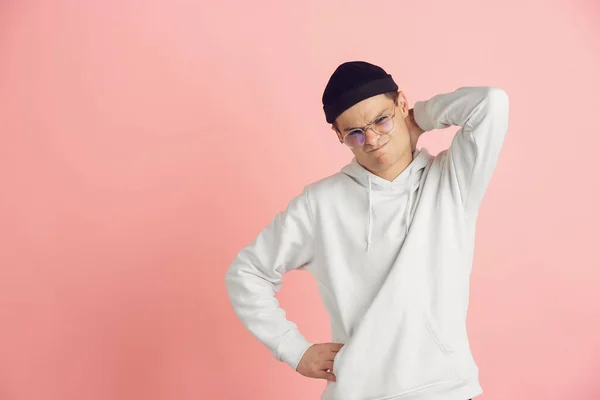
[278,330,314,371]
[412,100,436,132]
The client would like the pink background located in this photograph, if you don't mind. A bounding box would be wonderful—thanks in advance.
[1,1,599,399]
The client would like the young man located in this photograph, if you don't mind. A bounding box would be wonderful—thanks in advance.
[225,61,509,400]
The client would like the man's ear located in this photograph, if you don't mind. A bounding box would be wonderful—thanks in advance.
[331,124,343,143]
[398,91,410,118]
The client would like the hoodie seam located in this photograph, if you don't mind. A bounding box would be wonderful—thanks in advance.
[449,146,467,210]
[449,141,475,224]
[462,130,477,219]
[303,187,316,254]
[367,374,478,400]
[457,98,486,216]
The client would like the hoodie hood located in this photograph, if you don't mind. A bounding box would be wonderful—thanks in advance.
[340,148,433,252]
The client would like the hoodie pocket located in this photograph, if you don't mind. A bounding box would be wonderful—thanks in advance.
[423,308,454,356]
[332,343,345,376]
[330,305,458,400]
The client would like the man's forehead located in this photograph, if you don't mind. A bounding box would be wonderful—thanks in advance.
[336,95,392,130]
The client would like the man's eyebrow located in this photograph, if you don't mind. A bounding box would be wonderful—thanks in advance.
[342,108,389,132]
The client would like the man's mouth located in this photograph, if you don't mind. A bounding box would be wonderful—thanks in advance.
[368,142,388,152]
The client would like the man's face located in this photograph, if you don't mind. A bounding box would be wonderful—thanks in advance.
[333,91,411,174]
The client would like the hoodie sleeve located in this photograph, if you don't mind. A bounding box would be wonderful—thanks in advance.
[412,86,509,215]
[224,187,315,371]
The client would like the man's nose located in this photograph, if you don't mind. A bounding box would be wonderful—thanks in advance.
[364,127,380,146]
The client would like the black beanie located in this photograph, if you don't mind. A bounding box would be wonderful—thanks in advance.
[322,61,398,124]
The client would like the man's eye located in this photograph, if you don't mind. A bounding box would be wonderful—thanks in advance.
[348,130,363,137]
[375,116,388,124]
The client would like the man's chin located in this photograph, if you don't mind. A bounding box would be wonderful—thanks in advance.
[360,153,394,169]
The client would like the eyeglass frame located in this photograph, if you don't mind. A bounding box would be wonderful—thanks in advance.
[335,104,397,149]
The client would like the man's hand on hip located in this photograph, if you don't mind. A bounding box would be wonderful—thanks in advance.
[296,342,344,382]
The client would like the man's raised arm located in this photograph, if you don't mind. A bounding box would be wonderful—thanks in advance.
[413,86,510,215]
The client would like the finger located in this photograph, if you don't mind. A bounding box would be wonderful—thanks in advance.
[315,371,337,382]
[328,343,344,352]
[322,360,334,370]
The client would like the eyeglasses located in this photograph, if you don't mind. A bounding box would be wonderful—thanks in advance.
[339,105,396,149]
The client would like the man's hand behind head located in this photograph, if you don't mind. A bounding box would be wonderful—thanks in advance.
[406,108,425,152]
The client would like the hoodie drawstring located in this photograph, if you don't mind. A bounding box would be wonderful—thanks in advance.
[404,173,415,235]
[342,150,427,254]
[366,170,417,252]
[366,175,372,252]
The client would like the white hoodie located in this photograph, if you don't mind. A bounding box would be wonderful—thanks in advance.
[225,86,509,400]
